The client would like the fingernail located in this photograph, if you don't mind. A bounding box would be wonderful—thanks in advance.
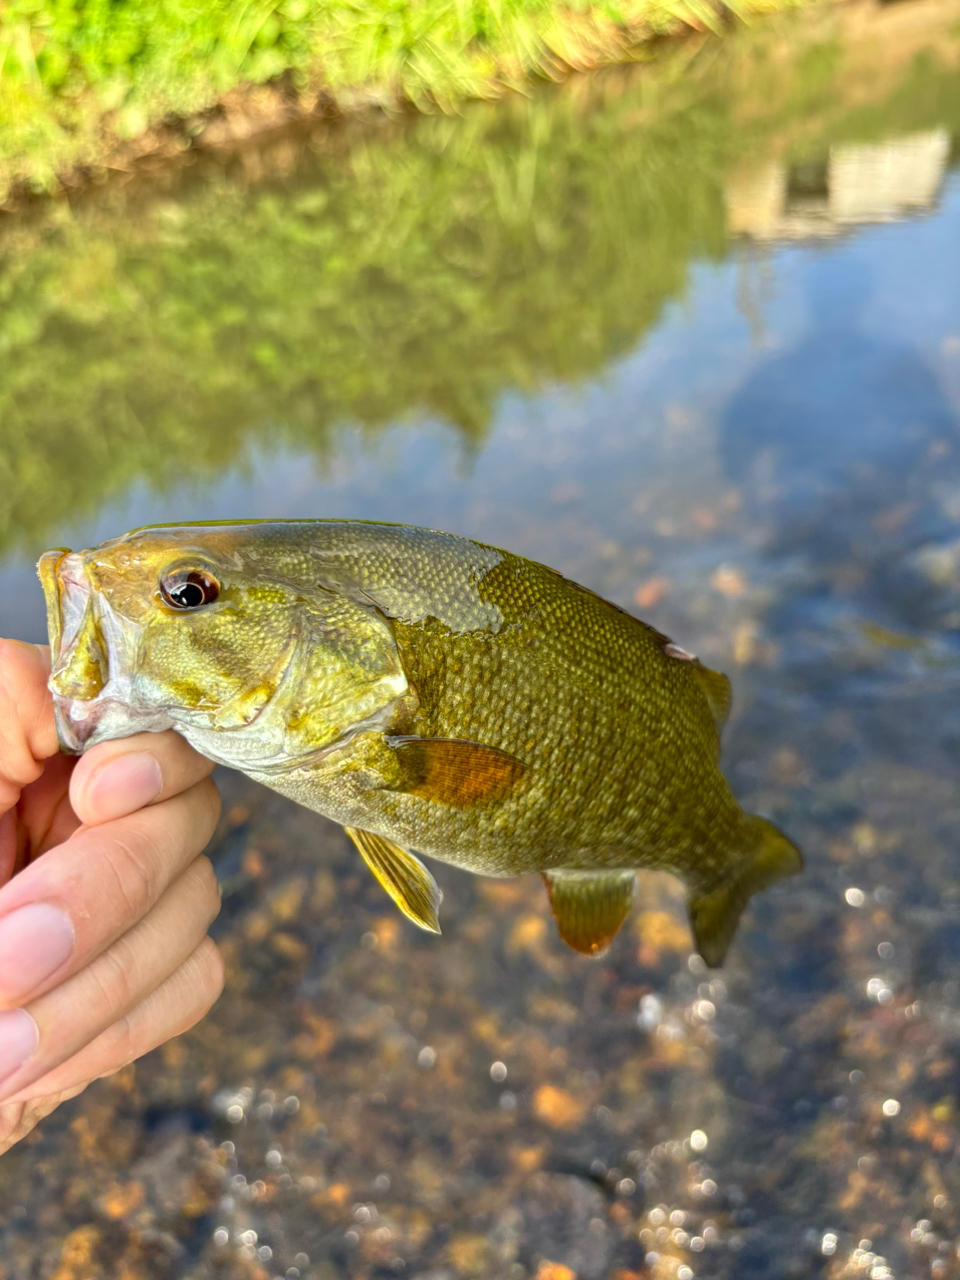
[86,752,163,821]
[0,903,75,1001]
[0,1009,39,1090]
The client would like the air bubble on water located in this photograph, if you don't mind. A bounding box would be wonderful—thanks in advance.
[213,1228,229,1246]
[690,1130,708,1151]
[373,1173,392,1192]
[490,1060,508,1082]
[500,1091,517,1110]
[266,1149,283,1168]
[845,887,865,907]
[822,1233,838,1256]
[877,941,894,958]
[617,1178,637,1196]
[417,1046,437,1068]
[882,1098,900,1116]
[638,994,663,1030]
[866,976,893,1003]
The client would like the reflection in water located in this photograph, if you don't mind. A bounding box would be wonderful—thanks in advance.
[2,5,960,1279]
[721,254,956,576]
[0,4,958,561]
[727,128,951,240]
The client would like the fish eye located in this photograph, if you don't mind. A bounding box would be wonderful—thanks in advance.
[159,568,220,610]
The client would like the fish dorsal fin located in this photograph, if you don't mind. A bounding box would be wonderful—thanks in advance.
[345,826,442,933]
[688,816,803,967]
[694,662,732,734]
[542,869,636,956]
[386,735,526,807]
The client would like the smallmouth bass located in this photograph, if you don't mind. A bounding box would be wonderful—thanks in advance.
[38,521,801,964]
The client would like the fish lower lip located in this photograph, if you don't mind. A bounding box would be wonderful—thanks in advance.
[53,698,94,754]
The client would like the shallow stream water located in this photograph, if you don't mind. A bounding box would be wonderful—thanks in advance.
[2,3,960,1277]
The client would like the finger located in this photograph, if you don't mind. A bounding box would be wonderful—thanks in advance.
[0,642,58,811]
[0,855,221,1103]
[0,777,220,1008]
[0,1083,89,1157]
[17,751,80,863]
[70,730,216,826]
[1,937,224,1107]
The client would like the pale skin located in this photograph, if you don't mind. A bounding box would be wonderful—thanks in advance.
[0,639,223,1156]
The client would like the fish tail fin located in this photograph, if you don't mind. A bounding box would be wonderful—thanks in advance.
[688,817,803,967]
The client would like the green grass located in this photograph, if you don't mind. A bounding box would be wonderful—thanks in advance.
[0,0,797,199]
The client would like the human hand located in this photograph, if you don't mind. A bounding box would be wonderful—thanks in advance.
[0,640,223,1155]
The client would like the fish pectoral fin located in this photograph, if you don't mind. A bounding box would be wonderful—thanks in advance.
[345,826,442,934]
[688,816,803,967]
[385,735,525,807]
[542,869,636,956]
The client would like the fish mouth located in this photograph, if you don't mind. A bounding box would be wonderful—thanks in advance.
[37,548,174,754]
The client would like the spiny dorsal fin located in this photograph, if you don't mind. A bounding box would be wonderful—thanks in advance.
[345,826,442,933]
[694,662,732,734]
[386,735,526,807]
[688,816,803,967]
[542,869,636,956]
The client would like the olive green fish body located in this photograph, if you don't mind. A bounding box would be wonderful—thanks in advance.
[39,520,801,963]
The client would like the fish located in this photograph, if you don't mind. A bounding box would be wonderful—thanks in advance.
[37,520,802,965]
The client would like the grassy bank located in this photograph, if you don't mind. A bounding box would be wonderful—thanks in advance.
[0,0,800,202]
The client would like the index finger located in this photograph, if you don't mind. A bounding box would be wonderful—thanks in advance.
[0,642,58,811]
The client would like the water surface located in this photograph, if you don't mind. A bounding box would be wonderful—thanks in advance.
[2,5,960,1277]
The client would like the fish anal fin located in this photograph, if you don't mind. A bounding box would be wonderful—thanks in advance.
[345,826,442,934]
[542,869,636,956]
[387,735,525,807]
[688,816,803,967]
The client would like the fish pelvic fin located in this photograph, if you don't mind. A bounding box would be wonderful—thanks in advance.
[345,826,442,934]
[688,816,803,967]
[385,735,526,807]
[543,868,636,956]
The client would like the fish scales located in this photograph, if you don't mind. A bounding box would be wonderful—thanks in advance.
[39,520,802,963]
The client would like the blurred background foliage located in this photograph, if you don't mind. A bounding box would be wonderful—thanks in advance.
[0,11,958,557]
